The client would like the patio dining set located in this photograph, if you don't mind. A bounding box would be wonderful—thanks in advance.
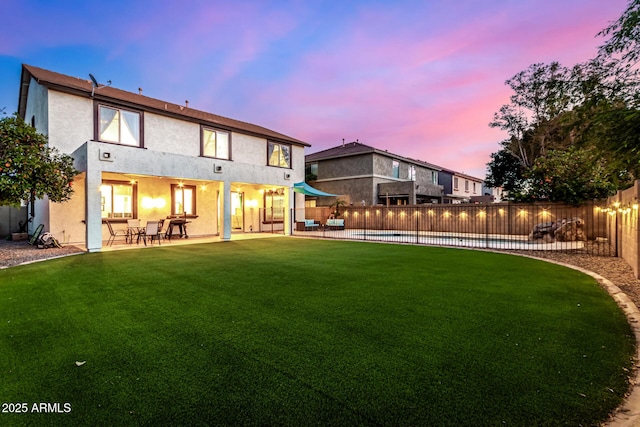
[105,216,190,247]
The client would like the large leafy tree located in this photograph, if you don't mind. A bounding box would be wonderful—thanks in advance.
[486,0,640,203]
[0,114,77,213]
[598,0,640,65]
[526,147,615,205]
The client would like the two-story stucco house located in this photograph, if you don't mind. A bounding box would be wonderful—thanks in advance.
[17,64,309,251]
[438,168,484,203]
[304,141,444,206]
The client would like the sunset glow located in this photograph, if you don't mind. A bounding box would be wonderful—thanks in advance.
[0,0,627,178]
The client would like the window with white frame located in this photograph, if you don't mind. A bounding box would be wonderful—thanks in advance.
[454,177,459,190]
[202,127,230,159]
[171,184,196,216]
[101,180,137,219]
[408,165,416,181]
[98,105,141,146]
[392,160,400,178]
[268,142,291,168]
[465,180,469,192]
[431,171,438,184]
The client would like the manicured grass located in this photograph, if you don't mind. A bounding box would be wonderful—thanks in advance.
[0,238,635,425]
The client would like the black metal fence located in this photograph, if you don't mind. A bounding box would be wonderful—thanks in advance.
[293,201,616,256]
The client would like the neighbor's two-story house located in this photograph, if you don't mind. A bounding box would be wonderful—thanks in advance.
[438,168,484,203]
[304,141,444,206]
[17,64,309,251]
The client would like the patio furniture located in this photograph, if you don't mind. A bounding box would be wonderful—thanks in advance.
[126,219,143,244]
[142,220,161,246]
[105,221,128,246]
[326,218,345,230]
[28,224,45,246]
[156,219,166,243]
[304,219,319,231]
[165,217,190,239]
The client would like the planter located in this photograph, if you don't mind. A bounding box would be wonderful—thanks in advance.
[12,232,28,241]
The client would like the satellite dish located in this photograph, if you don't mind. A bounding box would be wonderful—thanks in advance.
[89,73,99,88]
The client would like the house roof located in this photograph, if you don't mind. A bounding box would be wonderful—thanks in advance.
[438,167,484,182]
[306,141,442,170]
[18,64,309,147]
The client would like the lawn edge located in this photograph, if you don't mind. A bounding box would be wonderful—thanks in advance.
[506,253,640,427]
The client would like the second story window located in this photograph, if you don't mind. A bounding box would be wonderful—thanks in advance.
[392,160,400,178]
[202,128,230,159]
[268,142,291,168]
[408,165,416,181]
[432,171,438,184]
[306,162,318,181]
[465,180,469,192]
[98,105,141,146]
[454,177,459,190]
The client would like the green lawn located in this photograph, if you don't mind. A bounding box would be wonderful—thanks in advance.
[0,238,635,426]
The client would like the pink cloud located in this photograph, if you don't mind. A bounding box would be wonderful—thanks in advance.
[1,0,628,181]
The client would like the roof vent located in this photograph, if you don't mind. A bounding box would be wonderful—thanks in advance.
[138,87,143,95]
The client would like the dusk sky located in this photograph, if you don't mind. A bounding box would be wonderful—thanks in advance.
[0,0,628,179]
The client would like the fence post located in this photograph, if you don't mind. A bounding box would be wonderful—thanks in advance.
[485,207,489,249]
[415,208,419,245]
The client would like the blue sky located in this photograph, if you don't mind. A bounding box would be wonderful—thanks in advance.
[0,0,628,178]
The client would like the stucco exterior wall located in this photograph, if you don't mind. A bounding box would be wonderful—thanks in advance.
[48,175,86,244]
[316,154,373,180]
[24,78,48,136]
[144,113,200,156]
[48,91,93,153]
[611,182,640,277]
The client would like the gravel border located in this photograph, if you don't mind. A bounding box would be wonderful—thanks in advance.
[0,239,85,269]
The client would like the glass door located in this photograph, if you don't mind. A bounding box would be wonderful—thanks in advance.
[231,192,244,230]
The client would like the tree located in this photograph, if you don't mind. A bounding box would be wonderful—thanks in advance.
[525,147,615,205]
[0,114,77,214]
[598,0,640,66]
[485,149,527,198]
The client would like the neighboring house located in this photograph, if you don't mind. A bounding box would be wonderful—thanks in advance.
[479,183,505,203]
[17,64,309,251]
[304,141,444,206]
[438,169,484,204]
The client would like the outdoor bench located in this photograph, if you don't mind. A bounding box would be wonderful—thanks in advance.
[304,219,320,231]
[326,219,345,230]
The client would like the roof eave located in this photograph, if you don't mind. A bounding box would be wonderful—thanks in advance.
[19,64,310,148]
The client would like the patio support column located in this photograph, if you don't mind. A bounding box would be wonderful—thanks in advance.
[285,187,293,235]
[85,159,103,252]
[222,180,232,241]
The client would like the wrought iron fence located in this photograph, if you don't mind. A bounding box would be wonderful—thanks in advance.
[293,201,615,256]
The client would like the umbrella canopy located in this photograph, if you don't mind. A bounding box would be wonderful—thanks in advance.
[293,182,339,197]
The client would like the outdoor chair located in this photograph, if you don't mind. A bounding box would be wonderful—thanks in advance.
[105,220,128,246]
[126,219,142,244]
[156,219,166,243]
[142,220,161,246]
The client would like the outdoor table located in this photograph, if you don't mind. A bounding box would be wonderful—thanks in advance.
[127,226,144,244]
